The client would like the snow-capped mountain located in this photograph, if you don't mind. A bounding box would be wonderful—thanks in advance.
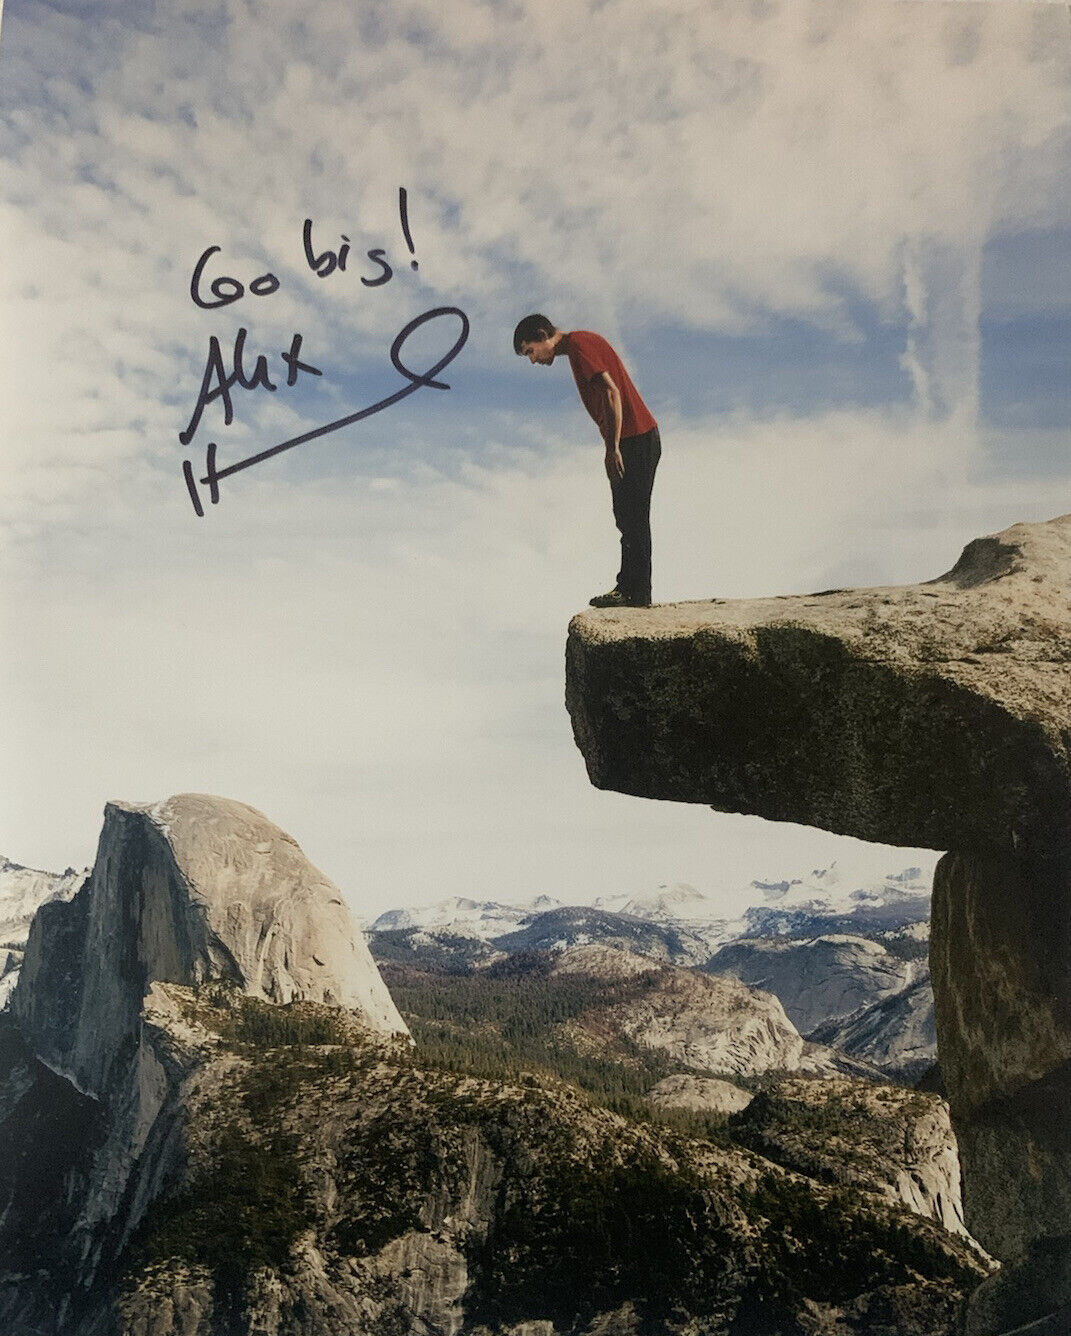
[595,882,711,921]
[0,855,87,943]
[491,905,713,966]
[366,862,935,953]
[593,864,934,948]
[369,893,563,939]
[740,861,933,939]
[366,862,937,1083]
[593,882,740,948]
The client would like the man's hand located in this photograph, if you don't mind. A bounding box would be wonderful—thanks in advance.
[605,446,624,482]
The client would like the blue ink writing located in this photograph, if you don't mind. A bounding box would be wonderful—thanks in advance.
[190,245,279,310]
[399,187,418,270]
[182,307,468,517]
[179,330,321,446]
[179,191,467,517]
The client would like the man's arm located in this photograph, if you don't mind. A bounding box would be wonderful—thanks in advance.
[597,371,624,482]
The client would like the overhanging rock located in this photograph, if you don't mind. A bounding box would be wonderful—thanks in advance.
[566,513,1071,1336]
[567,516,1071,857]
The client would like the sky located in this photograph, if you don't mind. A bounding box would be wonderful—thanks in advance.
[0,0,1068,919]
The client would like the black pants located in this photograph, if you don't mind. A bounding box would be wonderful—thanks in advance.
[611,426,661,603]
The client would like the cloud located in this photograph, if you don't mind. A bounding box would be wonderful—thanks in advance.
[1,0,1068,910]
[3,390,1068,909]
[1,0,1068,526]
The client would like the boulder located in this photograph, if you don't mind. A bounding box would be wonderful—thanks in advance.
[566,513,1071,1335]
[647,1073,754,1115]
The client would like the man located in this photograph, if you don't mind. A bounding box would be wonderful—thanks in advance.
[513,314,660,608]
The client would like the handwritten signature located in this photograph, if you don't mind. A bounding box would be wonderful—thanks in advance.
[180,189,470,516]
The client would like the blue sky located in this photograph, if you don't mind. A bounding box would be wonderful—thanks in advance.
[1,0,1069,915]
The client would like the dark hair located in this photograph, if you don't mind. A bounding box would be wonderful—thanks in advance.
[513,313,556,354]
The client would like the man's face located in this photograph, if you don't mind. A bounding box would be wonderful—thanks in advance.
[520,335,556,366]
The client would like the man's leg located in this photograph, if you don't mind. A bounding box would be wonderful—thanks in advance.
[612,427,660,603]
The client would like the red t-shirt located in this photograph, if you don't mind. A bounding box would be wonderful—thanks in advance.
[562,331,657,441]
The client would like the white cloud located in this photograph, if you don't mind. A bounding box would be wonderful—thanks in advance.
[1,0,1068,523]
[3,392,1069,911]
[1,0,1068,911]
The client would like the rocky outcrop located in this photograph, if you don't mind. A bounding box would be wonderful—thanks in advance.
[0,855,87,1008]
[567,513,1071,1334]
[730,1075,971,1238]
[705,933,917,1035]
[547,945,863,1079]
[12,794,405,1092]
[573,956,806,1077]
[0,974,987,1335]
[0,794,407,1333]
[567,515,1071,853]
[811,967,937,1083]
[0,950,20,1010]
[0,853,87,945]
[647,1073,754,1115]
[105,990,986,1335]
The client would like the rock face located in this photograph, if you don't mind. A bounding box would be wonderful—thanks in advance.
[0,853,87,944]
[545,945,863,1080]
[567,514,1071,855]
[1,974,987,1335]
[566,513,1071,1335]
[570,953,808,1077]
[647,1073,754,1115]
[106,1002,983,1336]
[730,1076,970,1238]
[0,794,407,1332]
[0,855,87,1008]
[811,967,937,1083]
[706,933,917,1035]
[12,794,406,1094]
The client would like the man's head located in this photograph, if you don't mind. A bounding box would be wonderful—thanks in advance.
[513,313,560,365]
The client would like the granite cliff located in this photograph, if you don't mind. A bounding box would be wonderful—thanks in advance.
[0,797,985,1334]
[0,853,87,1007]
[705,933,918,1035]
[567,511,1071,1336]
[810,967,937,1083]
[106,992,984,1336]
[545,944,849,1078]
[0,794,407,1333]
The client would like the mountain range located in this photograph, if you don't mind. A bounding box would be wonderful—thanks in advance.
[362,862,937,1082]
[0,797,983,1335]
[2,851,939,1083]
